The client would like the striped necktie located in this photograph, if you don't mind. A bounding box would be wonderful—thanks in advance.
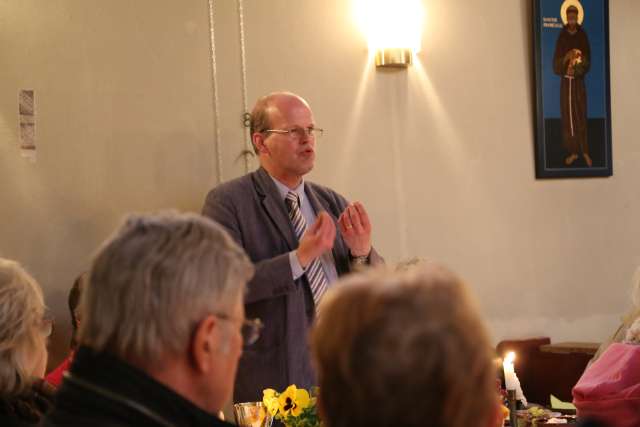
[285,191,329,309]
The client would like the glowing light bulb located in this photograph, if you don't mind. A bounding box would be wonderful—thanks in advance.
[354,0,424,53]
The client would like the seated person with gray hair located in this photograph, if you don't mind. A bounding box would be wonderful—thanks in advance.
[44,212,257,427]
[0,258,54,427]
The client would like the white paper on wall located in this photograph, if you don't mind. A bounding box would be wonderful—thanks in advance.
[19,89,36,162]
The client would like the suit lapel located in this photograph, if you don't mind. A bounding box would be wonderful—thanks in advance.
[253,168,297,251]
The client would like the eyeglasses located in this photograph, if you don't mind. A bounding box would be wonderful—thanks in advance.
[214,313,264,346]
[263,126,324,140]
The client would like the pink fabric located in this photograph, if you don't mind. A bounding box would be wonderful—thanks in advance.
[45,353,74,388]
[572,343,640,427]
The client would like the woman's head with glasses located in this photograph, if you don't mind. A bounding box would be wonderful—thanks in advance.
[0,258,49,396]
[250,92,324,189]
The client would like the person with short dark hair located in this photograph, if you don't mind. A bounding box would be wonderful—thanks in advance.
[45,273,86,387]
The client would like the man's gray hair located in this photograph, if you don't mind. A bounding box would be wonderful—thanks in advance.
[79,211,254,364]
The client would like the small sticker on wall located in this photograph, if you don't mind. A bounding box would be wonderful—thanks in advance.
[19,89,36,161]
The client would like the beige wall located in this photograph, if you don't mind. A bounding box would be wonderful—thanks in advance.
[0,0,219,364]
[1,0,639,367]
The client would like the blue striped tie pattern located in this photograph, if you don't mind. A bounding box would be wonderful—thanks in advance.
[285,191,329,309]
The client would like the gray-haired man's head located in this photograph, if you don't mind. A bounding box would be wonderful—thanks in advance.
[79,211,254,412]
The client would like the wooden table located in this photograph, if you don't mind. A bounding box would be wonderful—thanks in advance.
[539,342,600,356]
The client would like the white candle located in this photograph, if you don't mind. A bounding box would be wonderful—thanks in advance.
[503,351,517,390]
[503,351,528,406]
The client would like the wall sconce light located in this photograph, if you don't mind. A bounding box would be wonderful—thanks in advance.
[355,0,424,68]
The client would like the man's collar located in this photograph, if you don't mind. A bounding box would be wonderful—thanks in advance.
[69,347,233,427]
[269,174,306,204]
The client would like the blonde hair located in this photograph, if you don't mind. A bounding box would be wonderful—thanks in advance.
[0,259,45,396]
[621,267,640,325]
[624,318,640,345]
[312,264,497,427]
[79,212,254,364]
[631,267,640,309]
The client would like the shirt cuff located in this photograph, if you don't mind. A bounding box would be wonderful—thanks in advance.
[289,251,305,280]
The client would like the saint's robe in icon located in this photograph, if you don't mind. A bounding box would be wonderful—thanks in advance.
[553,25,591,157]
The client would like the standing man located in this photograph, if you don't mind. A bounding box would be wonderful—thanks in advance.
[202,92,383,403]
[553,4,591,167]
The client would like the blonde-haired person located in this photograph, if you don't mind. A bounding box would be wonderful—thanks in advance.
[590,267,640,365]
[44,212,255,427]
[311,264,503,427]
[0,258,54,426]
[573,317,640,427]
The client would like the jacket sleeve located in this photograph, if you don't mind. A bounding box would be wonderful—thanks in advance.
[202,189,298,305]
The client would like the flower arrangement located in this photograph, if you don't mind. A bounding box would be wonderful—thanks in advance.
[262,385,322,427]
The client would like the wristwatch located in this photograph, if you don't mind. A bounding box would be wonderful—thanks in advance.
[350,251,370,267]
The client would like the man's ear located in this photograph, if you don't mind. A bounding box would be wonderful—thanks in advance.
[252,133,269,155]
[191,315,219,374]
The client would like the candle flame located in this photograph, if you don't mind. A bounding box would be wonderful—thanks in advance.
[504,351,516,364]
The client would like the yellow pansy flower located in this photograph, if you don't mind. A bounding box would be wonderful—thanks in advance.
[262,388,280,416]
[278,385,311,417]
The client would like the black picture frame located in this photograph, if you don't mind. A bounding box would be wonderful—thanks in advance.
[533,0,612,178]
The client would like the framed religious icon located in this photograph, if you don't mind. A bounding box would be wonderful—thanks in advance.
[533,0,612,178]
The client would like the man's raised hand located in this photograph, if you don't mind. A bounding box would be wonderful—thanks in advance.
[296,212,336,268]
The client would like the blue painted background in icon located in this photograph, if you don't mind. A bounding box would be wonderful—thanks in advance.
[540,0,606,119]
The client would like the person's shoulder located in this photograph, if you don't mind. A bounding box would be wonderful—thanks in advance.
[204,172,259,206]
[209,173,255,195]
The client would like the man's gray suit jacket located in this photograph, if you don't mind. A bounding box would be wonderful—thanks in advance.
[202,167,383,403]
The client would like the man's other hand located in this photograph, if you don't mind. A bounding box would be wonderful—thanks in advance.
[338,202,372,258]
[297,212,336,268]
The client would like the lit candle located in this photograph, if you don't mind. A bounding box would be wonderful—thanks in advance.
[502,351,528,406]
[503,351,517,390]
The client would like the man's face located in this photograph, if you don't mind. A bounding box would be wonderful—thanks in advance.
[213,296,245,407]
[261,98,317,181]
[567,12,578,27]
[185,295,246,413]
